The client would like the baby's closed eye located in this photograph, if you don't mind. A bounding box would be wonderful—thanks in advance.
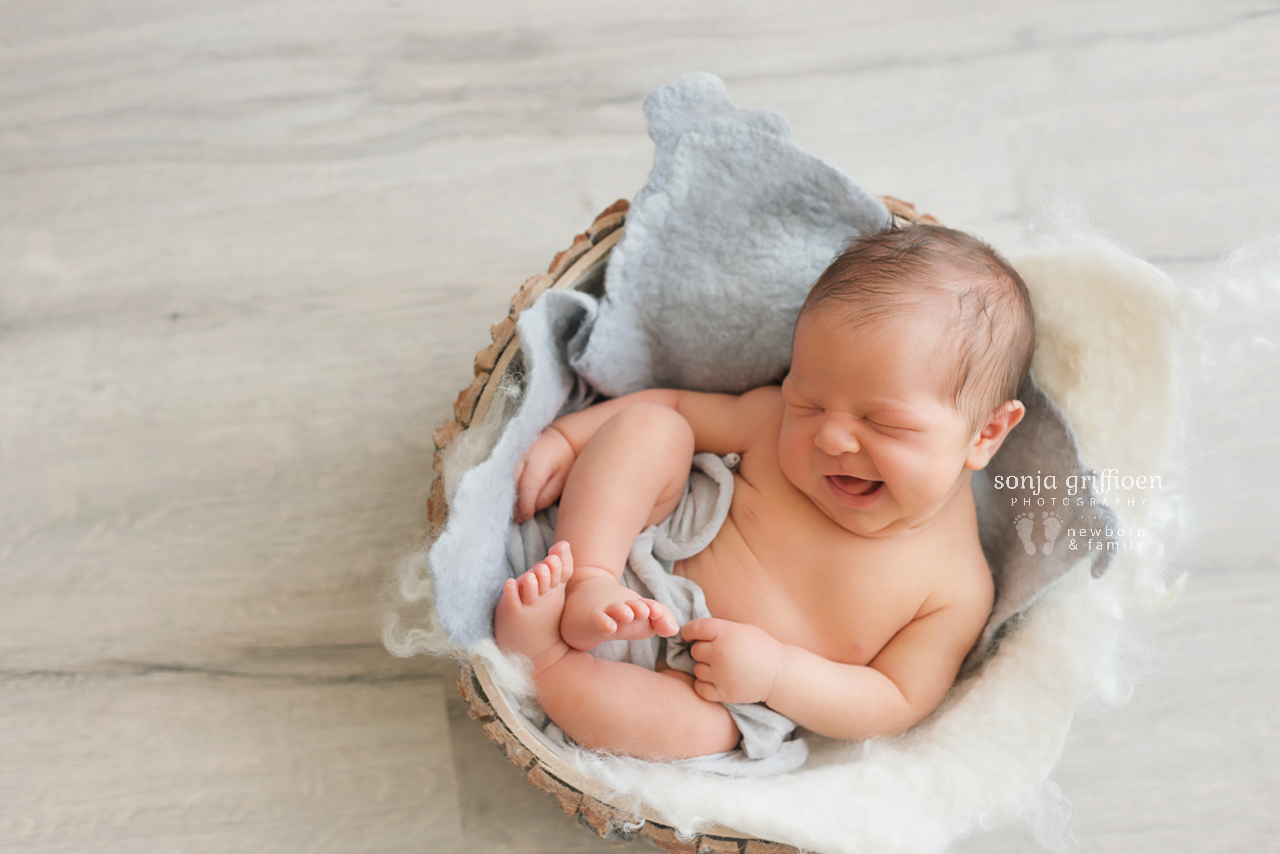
[781,391,821,413]
[867,419,910,433]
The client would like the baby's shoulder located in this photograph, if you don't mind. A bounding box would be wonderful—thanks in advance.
[730,385,785,437]
[740,384,784,412]
[729,386,785,458]
[916,532,994,622]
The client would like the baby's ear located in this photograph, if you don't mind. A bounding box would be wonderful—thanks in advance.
[964,400,1025,471]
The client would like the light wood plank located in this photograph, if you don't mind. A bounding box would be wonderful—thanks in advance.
[0,669,461,853]
[2,0,1278,851]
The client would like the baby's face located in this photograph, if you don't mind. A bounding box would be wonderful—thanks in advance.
[778,308,979,537]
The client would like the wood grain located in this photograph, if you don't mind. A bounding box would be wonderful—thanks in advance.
[2,1,1278,852]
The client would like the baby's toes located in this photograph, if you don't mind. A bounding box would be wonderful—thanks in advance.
[592,609,619,634]
[551,553,572,586]
[518,571,541,605]
[548,541,572,566]
[624,600,652,623]
[604,601,638,626]
[547,542,574,584]
[648,603,679,637]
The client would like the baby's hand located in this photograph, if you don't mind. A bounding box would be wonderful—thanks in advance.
[514,426,576,523]
[681,618,784,706]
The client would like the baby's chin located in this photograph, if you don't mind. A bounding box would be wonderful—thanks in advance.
[824,506,903,538]
[800,482,902,537]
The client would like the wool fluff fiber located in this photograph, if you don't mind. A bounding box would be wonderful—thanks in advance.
[380,76,1225,850]
[547,233,1184,853]
[383,222,1198,854]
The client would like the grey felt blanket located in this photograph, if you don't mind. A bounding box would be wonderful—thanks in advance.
[427,73,1117,756]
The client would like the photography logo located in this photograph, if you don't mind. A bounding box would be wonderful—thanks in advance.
[1013,511,1063,555]
[998,468,1158,556]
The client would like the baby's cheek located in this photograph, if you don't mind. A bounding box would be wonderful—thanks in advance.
[900,455,960,505]
[776,443,812,494]
[777,421,813,464]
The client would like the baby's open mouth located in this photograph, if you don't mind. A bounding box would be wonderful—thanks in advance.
[828,475,882,497]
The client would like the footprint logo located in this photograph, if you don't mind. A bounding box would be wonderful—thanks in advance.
[1014,512,1037,555]
[1041,511,1063,555]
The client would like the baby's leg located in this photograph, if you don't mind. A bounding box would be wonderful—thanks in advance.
[539,647,741,759]
[495,540,739,759]
[555,403,693,650]
[493,542,575,675]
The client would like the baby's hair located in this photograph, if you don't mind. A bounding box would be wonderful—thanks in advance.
[799,223,1035,433]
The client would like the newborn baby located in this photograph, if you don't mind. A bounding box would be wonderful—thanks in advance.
[495,223,1034,760]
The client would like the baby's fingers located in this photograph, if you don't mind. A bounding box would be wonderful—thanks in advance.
[692,679,721,703]
[515,460,550,521]
[681,617,724,643]
[534,468,567,513]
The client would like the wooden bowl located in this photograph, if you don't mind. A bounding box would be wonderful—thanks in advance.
[429,196,937,853]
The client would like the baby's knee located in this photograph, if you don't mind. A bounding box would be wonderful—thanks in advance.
[604,402,694,455]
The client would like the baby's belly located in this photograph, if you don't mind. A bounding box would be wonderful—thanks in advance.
[673,514,772,627]
[672,509,909,666]
[673,513,854,658]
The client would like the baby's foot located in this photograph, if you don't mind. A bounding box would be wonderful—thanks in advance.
[1041,511,1063,555]
[1014,512,1037,556]
[560,566,679,651]
[494,542,574,674]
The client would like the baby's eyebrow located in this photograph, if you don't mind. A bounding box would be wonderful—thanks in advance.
[866,400,915,416]
[779,376,812,398]
[861,400,928,426]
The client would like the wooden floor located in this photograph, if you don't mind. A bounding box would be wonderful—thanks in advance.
[2,2,1278,851]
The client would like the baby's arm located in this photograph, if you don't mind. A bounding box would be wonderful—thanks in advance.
[514,387,774,522]
[682,591,991,740]
[772,598,988,738]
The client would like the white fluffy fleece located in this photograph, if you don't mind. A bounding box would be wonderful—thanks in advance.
[548,235,1184,854]
[387,227,1201,853]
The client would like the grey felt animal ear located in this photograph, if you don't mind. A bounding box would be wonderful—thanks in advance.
[966,373,1118,671]
[570,72,890,397]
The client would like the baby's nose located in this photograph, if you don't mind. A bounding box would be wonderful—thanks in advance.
[815,415,860,455]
